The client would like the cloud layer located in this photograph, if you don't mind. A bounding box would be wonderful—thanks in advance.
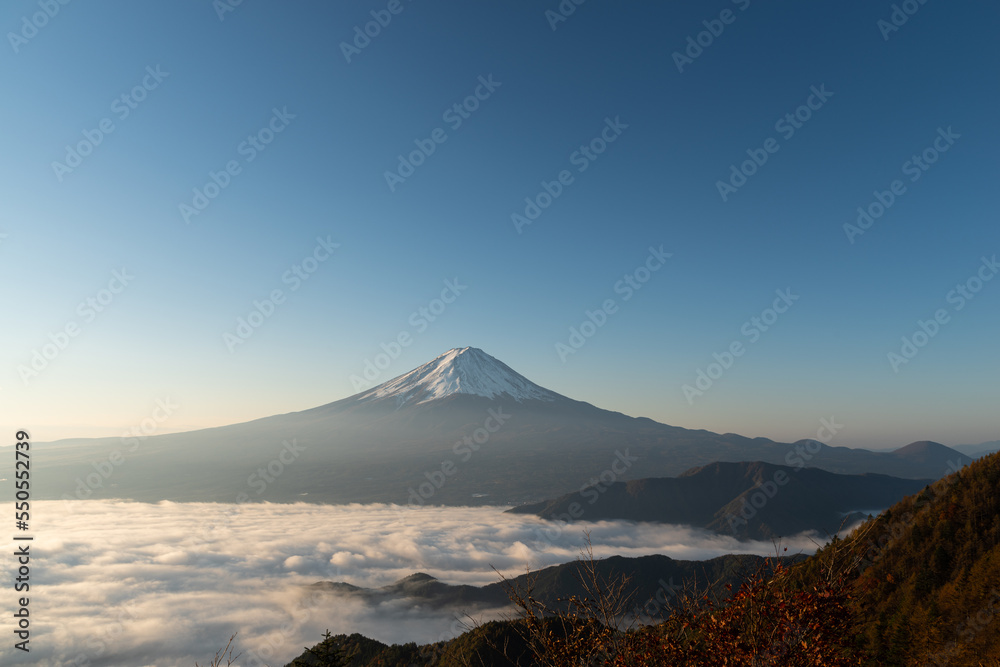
[6,501,824,666]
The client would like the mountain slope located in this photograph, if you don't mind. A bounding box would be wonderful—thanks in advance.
[892,440,962,466]
[21,348,971,506]
[794,451,1000,663]
[282,453,1000,666]
[354,347,560,407]
[507,461,930,540]
[305,552,791,618]
[286,552,802,666]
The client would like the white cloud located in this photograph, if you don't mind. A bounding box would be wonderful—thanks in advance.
[5,501,822,667]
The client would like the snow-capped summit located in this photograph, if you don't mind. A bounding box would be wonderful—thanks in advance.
[356,347,558,407]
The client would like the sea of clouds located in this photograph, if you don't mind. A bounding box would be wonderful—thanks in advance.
[3,501,826,667]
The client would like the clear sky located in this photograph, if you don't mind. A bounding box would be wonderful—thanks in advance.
[2,1,997,448]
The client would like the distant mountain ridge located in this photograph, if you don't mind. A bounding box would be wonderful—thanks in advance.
[507,461,931,540]
[953,439,1000,459]
[304,552,798,618]
[892,440,963,464]
[22,347,971,506]
[285,552,803,666]
[285,455,1000,666]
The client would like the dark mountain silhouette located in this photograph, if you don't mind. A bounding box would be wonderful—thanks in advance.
[286,552,802,666]
[953,439,1000,459]
[285,453,1000,666]
[304,552,792,616]
[25,348,970,506]
[507,461,931,540]
[795,451,1000,663]
[892,440,961,464]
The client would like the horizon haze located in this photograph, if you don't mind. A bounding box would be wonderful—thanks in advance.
[1,2,998,449]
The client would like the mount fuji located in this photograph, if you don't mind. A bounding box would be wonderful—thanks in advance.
[28,347,968,506]
[355,347,560,407]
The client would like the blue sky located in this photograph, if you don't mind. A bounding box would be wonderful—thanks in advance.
[1,0,998,448]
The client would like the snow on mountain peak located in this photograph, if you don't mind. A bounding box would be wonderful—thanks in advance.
[357,347,558,406]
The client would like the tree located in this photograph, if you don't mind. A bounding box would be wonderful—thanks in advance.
[495,541,865,666]
[196,634,242,667]
[301,630,353,666]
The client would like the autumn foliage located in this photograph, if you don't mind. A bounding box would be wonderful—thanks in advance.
[497,543,863,667]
